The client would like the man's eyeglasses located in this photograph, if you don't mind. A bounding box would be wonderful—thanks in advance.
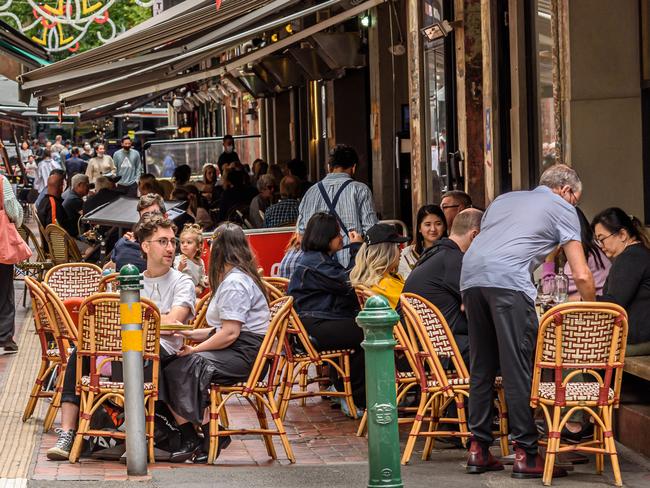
[147,238,178,248]
[595,232,617,248]
[441,204,460,210]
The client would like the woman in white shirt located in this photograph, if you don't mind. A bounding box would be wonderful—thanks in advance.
[398,204,447,278]
[163,223,270,463]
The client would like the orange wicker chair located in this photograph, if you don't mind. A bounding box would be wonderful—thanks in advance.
[22,277,69,431]
[278,307,358,421]
[45,263,102,300]
[531,302,628,487]
[97,272,119,292]
[262,276,289,294]
[400,293,509,464]
[38,281,80,431]
[15,224,53,306]
[353,284,375,308]
[68,293,160,463]
[262,280,285,301]
[44,224,83,265]
[207,296,295,464]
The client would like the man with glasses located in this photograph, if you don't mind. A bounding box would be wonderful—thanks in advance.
[47,215,195,462]
[440,190,473,228]
[460,164,595,479]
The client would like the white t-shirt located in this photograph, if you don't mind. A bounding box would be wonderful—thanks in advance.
[143,268,196,354]
[206,268,269,336]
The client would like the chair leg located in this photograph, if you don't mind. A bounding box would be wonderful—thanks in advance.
[603,406,623,487]
[69,392,93,464]
[456,394,469,448]
[542,407,561,486]
[23,360,50,422]
[421,397,439,461]
[255,396,277,459]
[44,366,65,432]
[147,396,155,463]
[342,354,357,419]
[208,389,219,465]
[267,393,295,463]
[496,387,510,456]
[356,410,368,437]
[298,367,308,407]
[215,391,229,428]
[401,391,429,465]
[278,363,295,422]
[594,409,604,475]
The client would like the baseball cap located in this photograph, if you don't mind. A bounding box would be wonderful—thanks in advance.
[365,223,409,246]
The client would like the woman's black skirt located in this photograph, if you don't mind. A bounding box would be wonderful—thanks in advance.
[162,331,264,424]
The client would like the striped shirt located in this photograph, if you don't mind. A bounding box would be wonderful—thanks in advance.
[2,175,23,227]
[297,172,377,266]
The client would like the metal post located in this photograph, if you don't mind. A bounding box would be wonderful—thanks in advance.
[356,295,403,488]
[117,264,148,476]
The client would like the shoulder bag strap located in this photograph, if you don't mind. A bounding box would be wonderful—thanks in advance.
[0,175,5,211]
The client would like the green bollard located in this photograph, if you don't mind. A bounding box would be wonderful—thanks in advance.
[117,264,148,476]
[356,295,403,488]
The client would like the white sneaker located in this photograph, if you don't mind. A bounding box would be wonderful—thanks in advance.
[47,429,76,461]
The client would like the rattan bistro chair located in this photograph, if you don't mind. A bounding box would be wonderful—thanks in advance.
[531,302,628,487]
[400,293,509,464]
[207,297,295,464]
[262,280,285,301]
[15,224,53,306]
[97,272,120,292]
[45,263,102,300]
[22,277,69,431]
[68,293,161,463]
[262,276,289,294]
[278,307,358,421]
[44,224,83,265]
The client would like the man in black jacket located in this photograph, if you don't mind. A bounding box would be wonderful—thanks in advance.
[37,172,78,237]
[402,208,483,367]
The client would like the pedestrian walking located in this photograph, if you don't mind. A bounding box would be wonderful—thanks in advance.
[113,135,142,197]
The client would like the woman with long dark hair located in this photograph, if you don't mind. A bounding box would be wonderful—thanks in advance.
[564,207,611,299]
[592,207,650,356]
[398,204,447,278]
[288,212,365,417]
[163,223,270,462]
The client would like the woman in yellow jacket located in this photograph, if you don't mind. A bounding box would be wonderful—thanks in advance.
[350,223,409,308]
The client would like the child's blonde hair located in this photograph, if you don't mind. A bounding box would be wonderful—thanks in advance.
[180,223,203,259]
[349,242,400,288]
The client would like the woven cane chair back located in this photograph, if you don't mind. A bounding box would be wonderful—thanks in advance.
[97,272,119,292]
[400,293,469,381]
[190,292,212,329]
[40,282,79,346]
[242,296,293,390]
[44,224,83,265]
[263,277,289,294]
[31,204,48,248]
[263,280,285,301]
[77,294,160,361]
[24,277,59,348]
[18,224,48,262]
[532,302,628,408]
[45,263,102,300]
[354,285,375,308]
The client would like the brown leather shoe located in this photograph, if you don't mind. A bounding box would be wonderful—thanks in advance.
[511,447,568,479]
[466,440,505,474]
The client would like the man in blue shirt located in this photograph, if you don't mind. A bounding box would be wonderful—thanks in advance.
[460,164,595,478]
[113,135,141,197]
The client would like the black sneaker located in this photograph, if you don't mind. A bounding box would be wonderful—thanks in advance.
[1,339,18,354]
[47,429,76,460]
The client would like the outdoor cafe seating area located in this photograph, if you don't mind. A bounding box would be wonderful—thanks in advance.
[16,255,631,486]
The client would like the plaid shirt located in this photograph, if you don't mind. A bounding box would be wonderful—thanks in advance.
[297,172,378,266]
[278,248,303,279]
[263,198,300,228]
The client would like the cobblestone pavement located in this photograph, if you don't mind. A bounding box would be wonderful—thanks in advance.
[1,283,649,487]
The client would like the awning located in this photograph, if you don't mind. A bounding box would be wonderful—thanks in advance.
[0,20,50,68]
[20,0,386,116]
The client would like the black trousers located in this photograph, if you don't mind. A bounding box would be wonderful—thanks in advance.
[0,264,15,343]
[463,287,539,454]
[301,317,366,408]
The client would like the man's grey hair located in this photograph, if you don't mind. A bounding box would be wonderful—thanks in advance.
[539,164,582,193]
[450,208,484,236]
[442,190,472,208]
[256,174,276,192]
[71,173,89,188]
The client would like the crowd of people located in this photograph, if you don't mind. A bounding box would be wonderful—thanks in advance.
[2,137,650,477]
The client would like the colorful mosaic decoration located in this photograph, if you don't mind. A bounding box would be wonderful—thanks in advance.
[0,0,153,53]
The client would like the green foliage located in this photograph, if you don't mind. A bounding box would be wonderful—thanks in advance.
[1,1,152,59]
